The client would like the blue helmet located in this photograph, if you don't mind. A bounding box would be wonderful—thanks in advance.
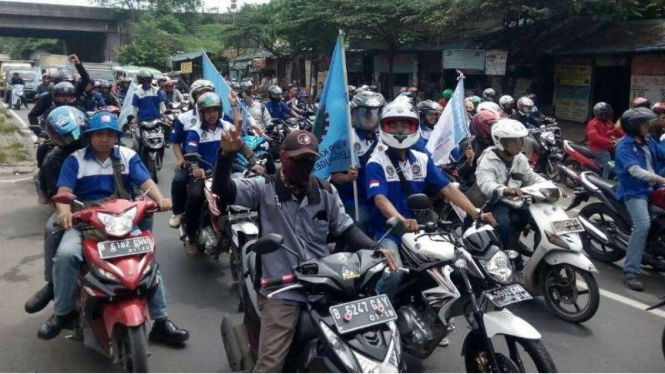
[86,111,122,135]
[44,106,85,147]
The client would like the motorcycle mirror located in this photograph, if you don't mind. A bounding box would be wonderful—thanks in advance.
[385,216,406,236]
[183,153,201,162]
[251,233,284,255]
[407,194,433,211]
[52,192,77,205]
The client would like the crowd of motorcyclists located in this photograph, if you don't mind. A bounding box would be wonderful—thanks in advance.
[15,51,665,372]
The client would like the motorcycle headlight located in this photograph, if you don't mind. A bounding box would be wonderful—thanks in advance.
[545,230,570,250]
[320,321,361,372]
[96,206,138,237]
[479,251,514,285]
[545,132,556,145]
[91,263,119,282]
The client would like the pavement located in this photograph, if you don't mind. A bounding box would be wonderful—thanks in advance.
[0,103,663,372]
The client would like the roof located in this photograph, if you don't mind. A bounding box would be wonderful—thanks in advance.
[233,49,275,62]
[171,51,204,63]
[555,19,665,55]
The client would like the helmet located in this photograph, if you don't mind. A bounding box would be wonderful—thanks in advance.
[42,73,51,80]
[593,102,613,121]
[499,95,515,112]
[157,77,167,84]
[379,97,420,149]
[137,69,153,86]
[652,102,665,116]
[164,79,175,89]
[93,80,102,89]
[348,85,357,94]
[631,97,651,109]
[240,80,253,91]
[44,106,85,147]
[99,80,112,89]
[231,81,241,91]
[189,79,215,102]
[482,88,496,102]
[417,100,443,124]
[196,92,223,121]
[442,89,454,100]
[52,82,77,105]
[350,90,385,131]
[491,118,528,151]
[464,97,476,113]
[268,85,283,101]
[86,111,122,135]
[120,77,132,86]
[297,89,309,99]
[52,70,74,85]
[471,111,499,143]
[516,96,534,116]
[621,108,657,137]
[477,101,502,116]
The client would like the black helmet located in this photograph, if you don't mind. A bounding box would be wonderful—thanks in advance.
[100,80,112,90]
[621,108,657,137]
[593,102,613,121]
[267,85,283,101]
[52,70,74,85]
[52,82,77,106]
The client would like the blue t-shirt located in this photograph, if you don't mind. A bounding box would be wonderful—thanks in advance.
[184,120,232,171]
[57,146,151,201]
[615,135,665,201]
[78,92,106,112]
[264,100,292,120]
[171,107,234,148]
[334,129,378,206]
[365,144,449,239]
[132,86,165,122]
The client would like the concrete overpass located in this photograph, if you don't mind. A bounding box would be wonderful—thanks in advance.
[0,1,128,62]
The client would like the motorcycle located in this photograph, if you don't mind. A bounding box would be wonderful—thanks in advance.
[131,119,166,183]
[497,177,601,323]
[561,166,665,270]
[265,118,290,161]
[528,124,564,180]
[561,140,613,187]
[393,194,557,372]
[646,295,665,360]
[11,84,26,110]
[233,135,271,173]
[222,232,405,372]
[49,192,161,373]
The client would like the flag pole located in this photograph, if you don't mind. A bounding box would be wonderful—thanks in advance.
[338,30,360,222]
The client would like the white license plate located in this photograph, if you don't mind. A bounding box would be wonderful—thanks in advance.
[97,237,152,260]
[484,284,533,308]
[551,218,585,235]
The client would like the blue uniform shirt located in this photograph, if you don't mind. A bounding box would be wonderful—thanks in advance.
[184,120,232,171]
[57,145,151,201]
[78,92,106,112]
[365,143,449,239]
[132,86,165,122]
[171,107,234,148]
[615,135,665,201]
[264,100,292,120]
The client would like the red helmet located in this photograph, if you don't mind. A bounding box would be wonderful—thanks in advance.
[471,110,499,142]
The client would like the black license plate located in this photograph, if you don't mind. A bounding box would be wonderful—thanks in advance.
[97,237,153,260]
[329,294,397,335]
[484,284,533,308]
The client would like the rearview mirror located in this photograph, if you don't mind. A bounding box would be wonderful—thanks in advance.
[52,192,77,205]
[385,216,406,236]
[252,233,284,255]
[183,153,201,162]
[407,194,433,211]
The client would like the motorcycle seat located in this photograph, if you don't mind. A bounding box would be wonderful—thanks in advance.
[587,174,617,196]
[569,142,596,160]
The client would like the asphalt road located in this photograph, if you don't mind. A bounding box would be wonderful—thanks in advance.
[0,103,663,372]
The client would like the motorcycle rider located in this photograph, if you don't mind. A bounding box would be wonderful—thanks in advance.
[499,95,515,117]
[614,107,665,291]
[131,69,165,126]
[36,73,53,98]
[650,102,665,142]
[475,118,547,249]
[331,90,386,230]
[24,107,88,314]
[10,72,28,108]
[116,77,132,104]
[38,111,189,345]
[414,100,444,152]
[240,80,271,135]
[78,81,105,112]
[470,110,499,158]
[98,80,119,107]
[512,96,539,128]
[34,82,79,167]
[162,78,184,105]
[264,85,299,120]
[587,102,622,178]
[439,88,453,108]
[482,88,497,103]
[213,97,399,371]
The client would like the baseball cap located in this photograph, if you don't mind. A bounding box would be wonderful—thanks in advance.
[281,130,319,157]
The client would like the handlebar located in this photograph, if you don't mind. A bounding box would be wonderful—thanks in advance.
[261,273,296,288]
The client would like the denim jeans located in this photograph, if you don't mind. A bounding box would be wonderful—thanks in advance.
[52,228,168,320]
[171,168,189,216]
[624,198,651,276]
[492,203,531,249]
[374,236,404,302]
[593,151,612,179]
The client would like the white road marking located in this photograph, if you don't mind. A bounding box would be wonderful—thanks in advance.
[578,280,665,319]
[0,100,37,142]
[0,176,33,183]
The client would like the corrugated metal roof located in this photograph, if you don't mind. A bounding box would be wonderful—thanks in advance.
[233,49,275,62]
[555,19,665,55]
[171,51,204,63]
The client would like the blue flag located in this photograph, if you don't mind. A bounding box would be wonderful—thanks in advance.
[202,51,251,133]
[312,35,353,179]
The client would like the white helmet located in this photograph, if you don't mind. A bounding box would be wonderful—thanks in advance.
[499,95,515,112]
[379,98,420,150]
[477,101,502,116]
[482,88,496,102]
[190,79,215,103]
[491,119,528,151]
[517,96,534,116]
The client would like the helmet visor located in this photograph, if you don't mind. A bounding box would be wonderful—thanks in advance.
[54,93,77,105]
[383,119,418,135]
[355,107,380,129]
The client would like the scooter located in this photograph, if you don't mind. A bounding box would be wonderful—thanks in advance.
[222,233,405,372]
[11,84,26,110]
[393,195,557,372]
[498,178,600,323]
[561,166,665,270]
[50,192,161,373]
[131,119,165,183]
[646,295,665,360]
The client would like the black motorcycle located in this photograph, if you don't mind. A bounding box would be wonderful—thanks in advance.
[130,119,166,183]
[529,123,563,180]
[646,295,665,360]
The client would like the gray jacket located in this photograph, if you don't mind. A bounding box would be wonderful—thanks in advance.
[475,147,546,199]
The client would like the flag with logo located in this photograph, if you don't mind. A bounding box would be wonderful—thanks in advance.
[312,33,353,179]
[426,76,469,164]
[118,81,136,127]
[202,51,251,133]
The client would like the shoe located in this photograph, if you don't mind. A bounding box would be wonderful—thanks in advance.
[25,282,54,314]
[149,318,189,345]
[184,241,199,256]
[438,337,450,347]
[37,312,76,340]
[169,214,182,228]
[624,275,644,291]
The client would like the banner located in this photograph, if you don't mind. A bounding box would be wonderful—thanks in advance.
[485,50,508,76]
[426,76,468,164]
[118,81,136,127]
[312,33,353,179]
[202,51,251,133]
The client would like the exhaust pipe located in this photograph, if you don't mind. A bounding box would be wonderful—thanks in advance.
[558,164,579,183]
[577,216,609,244]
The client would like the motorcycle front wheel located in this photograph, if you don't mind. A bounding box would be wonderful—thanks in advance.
[114,324,149,373]
[578,203,628,263]
[540,264,600,323]
[148,158,158,184]
[464,332,557,373]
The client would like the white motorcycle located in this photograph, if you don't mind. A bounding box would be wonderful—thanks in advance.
[11,84,26,110]
[498,178,600,323]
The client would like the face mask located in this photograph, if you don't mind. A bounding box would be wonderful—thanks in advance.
[280,152,315,193]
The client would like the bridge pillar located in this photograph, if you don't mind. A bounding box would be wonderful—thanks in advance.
[104,32,122,62]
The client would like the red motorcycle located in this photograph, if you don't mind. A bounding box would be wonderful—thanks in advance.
[52,192,161,373]
[561,140,613,187]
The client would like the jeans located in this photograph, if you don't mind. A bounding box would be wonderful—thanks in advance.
[185,178,205,241]
[52,228,168,320]
[171,168,189,216]
[624,198,651,276]
[492,203,531,249]
[374,237,404,302]
[593,150,612,179]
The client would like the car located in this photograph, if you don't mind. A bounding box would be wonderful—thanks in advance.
[4,68,39,103]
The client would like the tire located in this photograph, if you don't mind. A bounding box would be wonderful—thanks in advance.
[661,326,665,360]
[221,316,252,372]
[116,325,149,373]
[540,265,600,323]
[464,332,557,373]
[562,159,582,188]
[578,203,628,263]
[505,337,558,373]
[148,158,158,184]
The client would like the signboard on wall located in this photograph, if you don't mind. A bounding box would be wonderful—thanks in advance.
[554,63,592,122]
[485,50,508,75]
[442,49,486,71]
[555,64,592,86]
[631,55,665,104]
[180,61,193,74]
[252,58,266,68]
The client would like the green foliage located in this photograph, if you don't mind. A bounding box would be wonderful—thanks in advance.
[0,38,63,60]
[118,15,175,68]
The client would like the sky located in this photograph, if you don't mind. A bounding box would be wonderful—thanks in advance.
[0,0,268,9]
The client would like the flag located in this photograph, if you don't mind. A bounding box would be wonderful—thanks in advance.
[118,81,136,127]
[312,33,353,179]
[202,51,251,133]
[426,77,468,164]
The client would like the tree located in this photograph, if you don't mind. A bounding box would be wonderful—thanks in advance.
[0,38,64,60]
[117,15,175,68]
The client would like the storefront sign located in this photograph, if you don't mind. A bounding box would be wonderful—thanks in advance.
[485,50,508,76]
[556,85,591,122]
[442,49,486,71]
[373,54,416,74]
[252,58,266,68]
[180,61,192,74]
[630,75,665,104]
[555,64,592,86]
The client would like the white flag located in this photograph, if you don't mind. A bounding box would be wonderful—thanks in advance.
[426,77,468,164]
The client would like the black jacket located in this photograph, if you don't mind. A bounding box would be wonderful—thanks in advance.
[28,63,90,127]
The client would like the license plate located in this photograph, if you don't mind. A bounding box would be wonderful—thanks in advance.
[551,218,585,235]
[329,294,398,334]
[484,284,533,308]
[97,237,153,260]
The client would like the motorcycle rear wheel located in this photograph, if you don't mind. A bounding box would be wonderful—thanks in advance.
[540,264,600,323]
[221,316,253,372]
[115,324,149,373]
[578,203,627,263]
[464,332,557,373]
